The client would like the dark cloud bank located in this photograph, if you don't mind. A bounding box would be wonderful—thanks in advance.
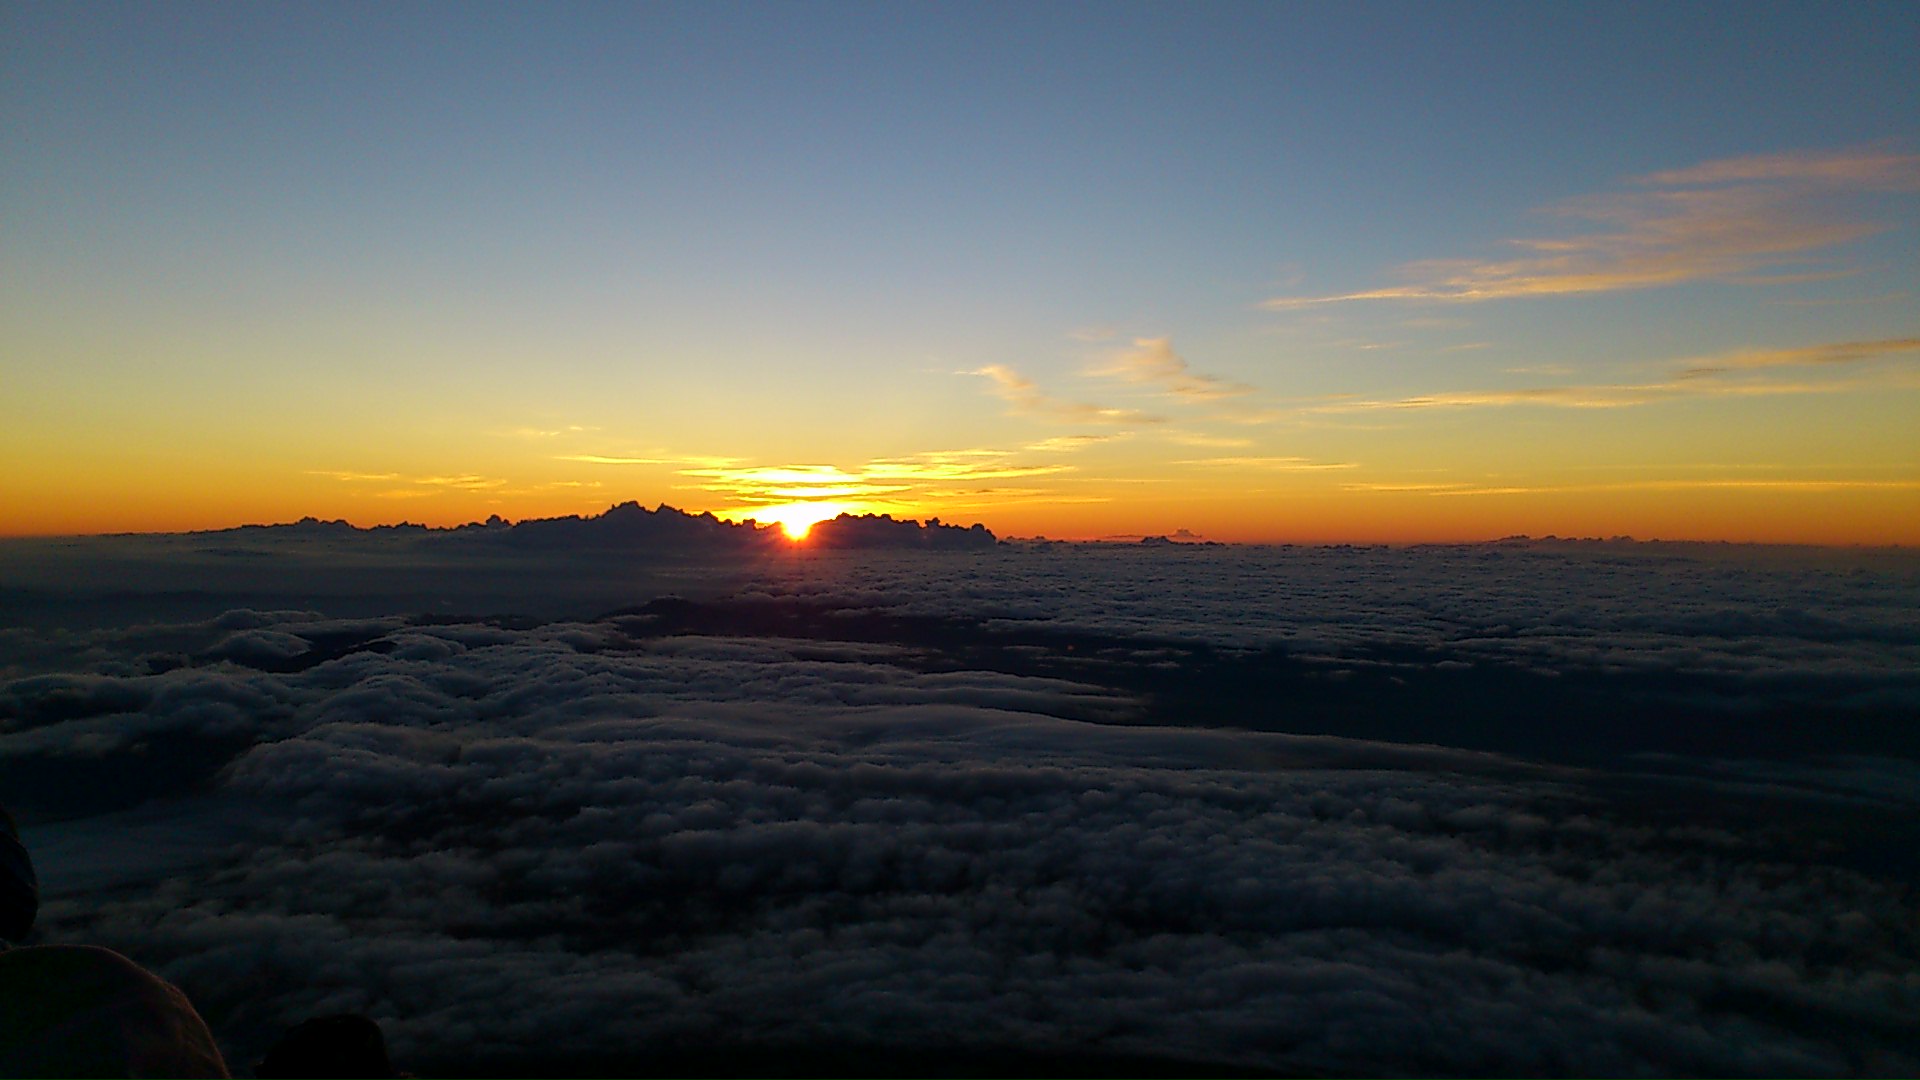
[2,508,1918,1076]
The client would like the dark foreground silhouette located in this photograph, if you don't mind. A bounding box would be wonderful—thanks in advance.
[0,804,34,942]
[2,803,409,1079]
[256,1013,406,1078]
[0,944,229,1077]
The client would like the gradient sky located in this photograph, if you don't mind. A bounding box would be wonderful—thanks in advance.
[4,1,1916,542]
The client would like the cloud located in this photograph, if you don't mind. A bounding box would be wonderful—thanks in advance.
[1674,337,1920,378]
[8,544,1920,1075]
[862,454,1074,482]
[1320,383,1684,410]
[970,365,1162,425]
[310,471,507,495]
[1265,146,1917,306]
[414,475,505,490]
[498,425,598,439]
[1087,339,1253,401]
[1343,482,1483,493]
[1321,337,1920,411]
[1023,435,1123,453]
[1638,147,1920,189]
[1348,478,1920,497]
[680,454,1077,511]
[8,613,1917,1072]
[1175,456,1357,471]
[554,454,677,466]
[556,453,741,468]
[1162,431,1254,449]
[306,471,402,483]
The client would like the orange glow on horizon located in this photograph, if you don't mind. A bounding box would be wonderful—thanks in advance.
[2,465,1915,546]
[747,501,854,541]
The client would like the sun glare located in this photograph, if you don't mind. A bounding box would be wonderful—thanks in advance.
[758,502,849,541]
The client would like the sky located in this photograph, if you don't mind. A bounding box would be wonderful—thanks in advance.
[3,1,1916,543]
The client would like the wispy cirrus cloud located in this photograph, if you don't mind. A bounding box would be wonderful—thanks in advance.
[308,470,506,491]
[1023,434,1124,453]
[1265,146,1920,307]
[556,453,742,468]
[1639,147,1920,188]
[971,364,1162,425]
[1347,478,1920,497]
[416,475,507,490]
[1176,456,1357,471]
[1163,431,1254,449]
[1319,338,1920,411]
[864,452,1075,482]
[681,465,902,503]
[498,424,599,439]
[1321,378,1863,412]
[1087,338,1253,401]
[307,470,402,483]
[548,444,1092,519]
[1673,337,1920,378]
[680,451,1077,512]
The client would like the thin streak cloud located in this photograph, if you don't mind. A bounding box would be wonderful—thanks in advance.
[1087,338,1253,401]
[310,471,506,491]
[556,454,743,468]
[679,452,1080,513]
[1321,338,1920,412]
[1024,435,1124,453]
[499,425,598,439]
[971,365,1163,425]
[864,454,1075,481]
[1265,146,1917,307]
[1176,457,1358,471]
[1320,380,1849,412]
[1164,432,1255,449]
[307,471,403,483]
[1347,478,1920,496]
[1639,147,1920,188]
[1675,337,1920,377]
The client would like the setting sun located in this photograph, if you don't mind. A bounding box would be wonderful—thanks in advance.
[755,502,851,541]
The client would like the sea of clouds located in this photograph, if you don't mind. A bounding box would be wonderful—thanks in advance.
[3,537,1918,1075]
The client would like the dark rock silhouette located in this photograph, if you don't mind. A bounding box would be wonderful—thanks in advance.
[206,502,998,551]
[0,945,231,1077]
[256,1014,405,1079]
[493,501,762,550]
[0,803,35,942]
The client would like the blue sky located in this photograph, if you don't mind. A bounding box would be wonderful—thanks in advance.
[3,1,1916,539]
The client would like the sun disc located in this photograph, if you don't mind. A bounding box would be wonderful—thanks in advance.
[760,502,847,541]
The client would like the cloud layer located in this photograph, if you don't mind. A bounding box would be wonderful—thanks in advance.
[4,539,1919,1075]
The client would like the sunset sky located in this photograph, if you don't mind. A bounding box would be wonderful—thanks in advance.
[3,1,1916,543]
